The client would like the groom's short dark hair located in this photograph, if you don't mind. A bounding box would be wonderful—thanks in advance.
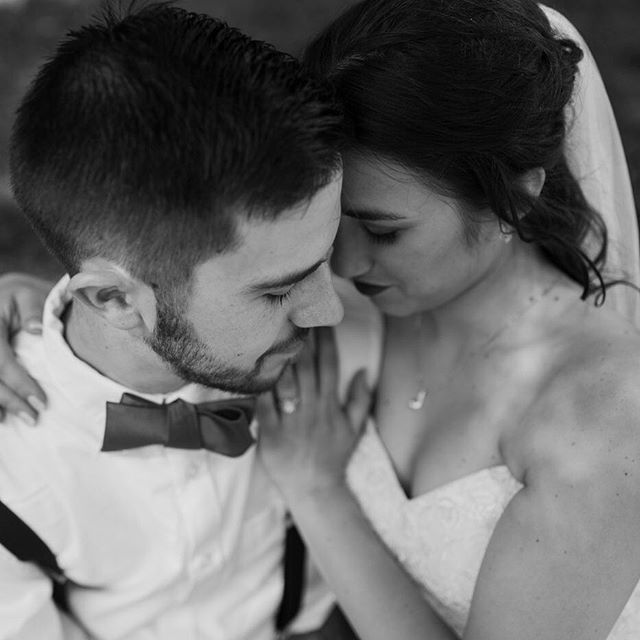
[10,2,343,292]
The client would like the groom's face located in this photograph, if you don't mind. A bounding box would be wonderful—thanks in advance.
[146,175,344,393]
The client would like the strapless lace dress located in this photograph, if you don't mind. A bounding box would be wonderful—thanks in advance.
[346,424,640,638]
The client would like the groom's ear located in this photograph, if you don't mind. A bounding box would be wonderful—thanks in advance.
[67,261,157,335]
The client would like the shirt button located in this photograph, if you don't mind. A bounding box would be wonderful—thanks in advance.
[192,550,214,575]
[185,461,200,481]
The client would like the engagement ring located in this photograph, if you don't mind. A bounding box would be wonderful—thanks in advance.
[278,397,300,415]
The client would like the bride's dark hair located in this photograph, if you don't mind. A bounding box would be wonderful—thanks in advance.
[304,0,616,301]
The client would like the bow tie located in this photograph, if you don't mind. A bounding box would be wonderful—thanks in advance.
[102,393,255,457]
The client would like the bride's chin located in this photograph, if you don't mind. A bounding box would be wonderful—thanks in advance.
[372,290,455,317]
[370,295,420,317]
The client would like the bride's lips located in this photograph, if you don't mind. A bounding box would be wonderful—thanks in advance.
[353,280,391,297]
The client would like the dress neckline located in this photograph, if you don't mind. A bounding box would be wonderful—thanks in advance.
[355,423,522,507]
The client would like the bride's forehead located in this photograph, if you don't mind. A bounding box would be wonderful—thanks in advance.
[342,164,460,221]
[343,156,424,196]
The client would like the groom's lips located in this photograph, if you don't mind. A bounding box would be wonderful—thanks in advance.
[269,329,310,356]
[353,280,391,297]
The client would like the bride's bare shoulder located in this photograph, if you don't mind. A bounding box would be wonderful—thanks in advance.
[562,300,640,384]
[508,301,640,481]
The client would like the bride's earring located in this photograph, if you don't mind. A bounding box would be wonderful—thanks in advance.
[498,220,513,244]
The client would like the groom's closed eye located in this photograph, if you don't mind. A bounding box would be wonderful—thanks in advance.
[263,260,332,306]
[265,288,296,306]
[246,249,334,295]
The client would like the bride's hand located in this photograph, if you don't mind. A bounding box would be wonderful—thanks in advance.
[257,327,372,501]
[0,273,51,422]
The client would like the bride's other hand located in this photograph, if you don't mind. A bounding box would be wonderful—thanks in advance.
[257,326,372,501]
[0,273,51,422]
[259,328,451,640]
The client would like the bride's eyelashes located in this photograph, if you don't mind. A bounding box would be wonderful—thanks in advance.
[362,224,400,245]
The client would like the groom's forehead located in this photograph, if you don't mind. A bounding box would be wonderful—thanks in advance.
[235,212,338,282]
[201,183,342,292]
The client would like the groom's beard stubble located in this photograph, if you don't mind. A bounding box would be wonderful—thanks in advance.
[145,296,309,394]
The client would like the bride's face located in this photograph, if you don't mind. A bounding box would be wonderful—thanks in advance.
[334,154,508,317]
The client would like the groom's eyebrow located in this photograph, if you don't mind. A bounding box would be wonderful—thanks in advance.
[247,253,330,293]
[342,207,405,221]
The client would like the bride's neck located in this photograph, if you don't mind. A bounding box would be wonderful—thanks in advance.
[423,240,568,350]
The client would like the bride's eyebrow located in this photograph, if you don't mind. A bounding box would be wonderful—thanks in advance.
[342,207,406,222]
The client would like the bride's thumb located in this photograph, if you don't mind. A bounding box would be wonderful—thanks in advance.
[345,368,372,433]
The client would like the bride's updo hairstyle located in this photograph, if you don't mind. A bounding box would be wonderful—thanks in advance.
[304,0,610,300]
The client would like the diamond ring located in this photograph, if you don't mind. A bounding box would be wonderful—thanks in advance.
[279,397,300,415]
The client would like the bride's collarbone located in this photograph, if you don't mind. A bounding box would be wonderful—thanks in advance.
[373,299,640,496]
[374,330,560,496]
[376,336,547,432]
[374,379,513,497]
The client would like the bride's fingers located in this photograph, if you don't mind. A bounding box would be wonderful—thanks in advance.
[0,329,44,421]
[0,274,51,336]
[0,383,38,425]
[275,363,298,404]
[316,326,339,399]
[255,392,279,435]
[294,338,316,405]
[0,355,45,418]
[345,369,372,433]
[14,291,46,335]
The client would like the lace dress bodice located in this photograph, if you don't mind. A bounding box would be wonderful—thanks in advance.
[346,424,640,638]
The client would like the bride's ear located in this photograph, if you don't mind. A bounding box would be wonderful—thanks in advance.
[67,261,157,334]
[519,167,546,200]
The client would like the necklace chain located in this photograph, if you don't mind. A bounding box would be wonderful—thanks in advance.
[408,278,560,410]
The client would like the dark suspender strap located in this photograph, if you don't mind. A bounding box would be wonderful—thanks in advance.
[0,497,69,611]
[275,524,307,632]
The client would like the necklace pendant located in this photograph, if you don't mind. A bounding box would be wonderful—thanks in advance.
[408,388,427,411]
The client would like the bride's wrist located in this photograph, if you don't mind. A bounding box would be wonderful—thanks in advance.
[281,476,353,513]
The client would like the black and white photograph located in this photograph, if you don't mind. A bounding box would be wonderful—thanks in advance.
[0,0,639,638]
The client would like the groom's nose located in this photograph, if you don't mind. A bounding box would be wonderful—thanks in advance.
[290,263,344,328]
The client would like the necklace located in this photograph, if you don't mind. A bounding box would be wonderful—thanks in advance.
[408,278,560,410]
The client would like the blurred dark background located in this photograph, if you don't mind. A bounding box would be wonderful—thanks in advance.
[1,0,638,278]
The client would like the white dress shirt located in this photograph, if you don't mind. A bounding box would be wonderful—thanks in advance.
[0,277,382,640]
